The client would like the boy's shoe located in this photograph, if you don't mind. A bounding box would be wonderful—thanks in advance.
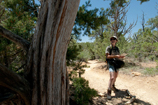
[107,89,111,100]
[112,84,119,92]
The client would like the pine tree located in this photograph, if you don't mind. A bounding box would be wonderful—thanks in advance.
[0,0,38,73]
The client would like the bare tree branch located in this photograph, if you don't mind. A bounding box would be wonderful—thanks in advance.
[0,63,31,105]
[123,18,137,36]
[0,7,5,21]
[108,1,137,38]
[0,26,30,52]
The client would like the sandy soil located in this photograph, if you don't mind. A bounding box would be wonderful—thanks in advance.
[82,60,158,105]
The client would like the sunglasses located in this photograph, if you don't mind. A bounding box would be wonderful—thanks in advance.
[110,38,116,41]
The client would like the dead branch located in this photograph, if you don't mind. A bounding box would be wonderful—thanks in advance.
[123,18,137,36]
[0,26,30,52]
[0,63,31,105]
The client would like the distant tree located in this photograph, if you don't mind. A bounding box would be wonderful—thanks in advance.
[141,11,145,32]
[146,15,158,42]
[128,17,158,61]
[73,0,109,40]
[107,0,137,38]
[147,16,158,31]
[89,24,110,42]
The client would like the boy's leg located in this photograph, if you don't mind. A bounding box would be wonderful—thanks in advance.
[113,71,119,85]
[107,65,115,99]
[107,72,113,99]
[108,71,115,89]
[112,71,119,92]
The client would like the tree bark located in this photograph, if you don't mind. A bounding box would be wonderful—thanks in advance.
[25,0,80,105]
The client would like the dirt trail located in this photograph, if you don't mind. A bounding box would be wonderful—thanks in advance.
[82,60,158,105]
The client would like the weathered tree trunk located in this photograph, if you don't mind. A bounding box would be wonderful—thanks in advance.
[26,0,80,105]
[0,0,80,105]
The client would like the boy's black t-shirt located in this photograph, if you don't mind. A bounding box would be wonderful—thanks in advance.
[105,45,120,56]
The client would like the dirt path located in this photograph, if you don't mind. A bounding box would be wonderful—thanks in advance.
[82,60,158,105]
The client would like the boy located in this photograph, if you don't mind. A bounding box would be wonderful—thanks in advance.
[105,36,125,99]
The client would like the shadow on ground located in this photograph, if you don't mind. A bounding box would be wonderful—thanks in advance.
[91,89,151,105]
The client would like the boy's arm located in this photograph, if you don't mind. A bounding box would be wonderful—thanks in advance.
[106,53,125,59]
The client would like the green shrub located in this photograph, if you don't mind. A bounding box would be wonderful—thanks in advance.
[77,49,91,61]
[143,68,158,76]
[72,77,98,105]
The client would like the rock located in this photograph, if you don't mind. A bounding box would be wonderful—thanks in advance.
[125,96,136,104]
[132,72,141,76]
[106,102,113,105]
[93,97,99,100]
[122,98,129,102]
[98,93,105,97]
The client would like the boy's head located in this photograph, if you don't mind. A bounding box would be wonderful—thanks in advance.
[110,36,118,41]
[110,36,118,46]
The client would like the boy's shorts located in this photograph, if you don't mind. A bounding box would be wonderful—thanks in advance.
[108,63,119,72]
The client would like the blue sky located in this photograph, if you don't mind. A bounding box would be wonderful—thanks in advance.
[78,0,158,42]
[35,0,158,42]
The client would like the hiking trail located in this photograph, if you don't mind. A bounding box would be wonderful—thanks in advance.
[82,60,158,105]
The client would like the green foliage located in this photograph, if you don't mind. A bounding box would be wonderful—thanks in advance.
[144,67,158,76]
[146,16,158,30]
[84,42,96,60]
[77,49,91,61]
[69,60,87,79]
[0,0,38,74]
[67,41,97,104]
[72,77,98,105]
[109,0,128,7]
[126,17,158,61]
[67,39,89,81]
[77,42,97,61]
[73,0,109,40]
[1,0,38,39]
[66,39,82,66]
[93,39,107,60]
[117,34,128,53]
